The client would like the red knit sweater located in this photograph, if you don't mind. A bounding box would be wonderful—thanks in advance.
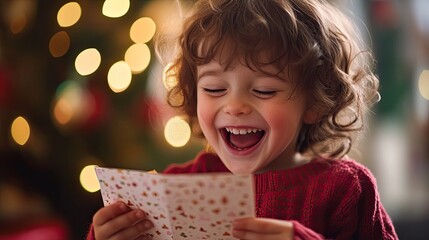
[87,151,398,239]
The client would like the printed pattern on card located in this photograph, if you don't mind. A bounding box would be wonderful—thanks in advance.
[95,167,255,240]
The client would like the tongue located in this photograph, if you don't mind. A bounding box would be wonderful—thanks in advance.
[229,131,264,149]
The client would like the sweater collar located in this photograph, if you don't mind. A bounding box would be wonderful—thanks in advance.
[253,158,332,193]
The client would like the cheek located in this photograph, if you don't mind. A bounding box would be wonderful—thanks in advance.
[197,101,214,131]
[263,107,303,132]
[267,113,293,132]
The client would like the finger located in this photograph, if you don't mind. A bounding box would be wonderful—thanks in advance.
[233,227,292,240]
[232,228,277,240]
[232,230,292,240]
[97,209,149,239]
[93,202,131,226]
[233,217,293,234]
[111,219,154,240]
[134,234,155,240]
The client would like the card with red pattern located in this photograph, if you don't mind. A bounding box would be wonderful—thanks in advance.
[95,167,255,240]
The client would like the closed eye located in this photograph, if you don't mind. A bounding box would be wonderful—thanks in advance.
[202,88,227,96]
[253,89,277,98]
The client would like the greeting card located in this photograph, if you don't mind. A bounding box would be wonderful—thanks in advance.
[95,167,255,240]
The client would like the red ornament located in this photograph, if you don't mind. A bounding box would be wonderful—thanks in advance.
[371,0,398,28]
[77,86,109,132]
[132,96,162,126]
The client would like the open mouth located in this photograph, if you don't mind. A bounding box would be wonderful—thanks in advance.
[220,127,265,150]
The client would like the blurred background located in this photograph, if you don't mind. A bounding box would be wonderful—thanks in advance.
[0,0,427,239]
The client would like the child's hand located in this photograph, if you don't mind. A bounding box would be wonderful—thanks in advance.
[92,201,153,240]
[232,217,293,240]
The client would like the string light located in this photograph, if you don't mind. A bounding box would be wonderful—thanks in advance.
[49,31,70,58]
[53,97,74,125]
[107,61,132,93]
[7,0,36,34]
[52,80,90,127]
[130,17,156,44]
[164,116,191,147]
[57,2,81,27]
[51,0,190,148]
[11,116,30,146]
[75,48,102,76]
[102,0,130,18]
[80,165,100,193]
[418,70,429,101]
[124,43,151,74]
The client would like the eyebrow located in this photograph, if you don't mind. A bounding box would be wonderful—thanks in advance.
[197,65,224,79]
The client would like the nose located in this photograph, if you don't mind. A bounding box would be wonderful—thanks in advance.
[223,94,252,116]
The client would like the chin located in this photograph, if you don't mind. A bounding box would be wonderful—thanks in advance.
[225,163,257,176]
[231,170,254,176]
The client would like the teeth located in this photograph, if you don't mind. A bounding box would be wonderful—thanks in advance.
[225,128,261,135]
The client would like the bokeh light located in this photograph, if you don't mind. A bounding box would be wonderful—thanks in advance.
[107,61,132,93]
[52,80,87,126]
[6,0,36,34]
[164,116,191,147]
[80,165,100,193]
[418,70,429,100]
[102,0,130,18]
[49,31,70,58]
[11,116,30,146]
[130,17,156,44]
[53,97,74,125]
[74,48,101,76]
[124,43,151,74]
[57,2,81,27]
[9,11,27,34]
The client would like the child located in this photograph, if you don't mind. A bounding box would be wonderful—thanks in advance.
[88,0,398,239]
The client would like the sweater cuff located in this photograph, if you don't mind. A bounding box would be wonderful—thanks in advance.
[86,224,95,240]
[291,220,324,240]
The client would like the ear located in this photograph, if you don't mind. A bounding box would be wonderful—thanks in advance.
[303,107,319,124]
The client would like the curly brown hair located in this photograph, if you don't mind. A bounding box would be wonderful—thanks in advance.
[158,0,379,159]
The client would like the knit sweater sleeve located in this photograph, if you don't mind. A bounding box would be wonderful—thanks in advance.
[292,220,326,240]
[329,161,398,239]
[86,224,95,240]
[257,159,397,239]
[354,164,398,239]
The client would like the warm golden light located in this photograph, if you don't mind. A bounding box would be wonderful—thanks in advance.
[80,165,100,193]
[7,0,36,34]
[11,116,30,146]
[419,70,429,101]
[53,98,74,125]
[10,14,27,34]
[124,43,151,74]
[49,31,70,58]
[102,0,130,18]
[164,116,191,147]
[52,80,87,127]
[57,2,81,27]
[107,61,132,93]
[130,17,156,44]
[75,48,101,76]
[162,63,178,91]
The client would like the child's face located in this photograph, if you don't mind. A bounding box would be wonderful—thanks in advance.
[196,59,314,174]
